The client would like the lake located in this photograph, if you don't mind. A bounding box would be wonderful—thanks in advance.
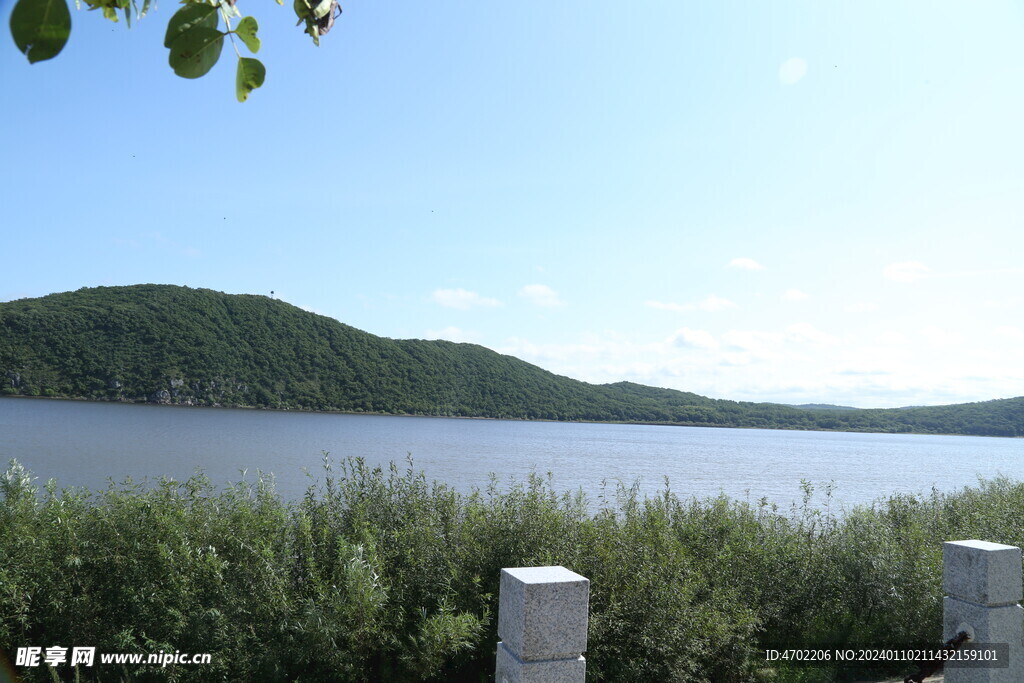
[1,397,1021,510]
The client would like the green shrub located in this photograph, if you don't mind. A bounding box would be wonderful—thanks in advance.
[3,457,1019,681]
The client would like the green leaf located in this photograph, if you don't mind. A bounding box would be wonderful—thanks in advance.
[168,27,223,79]
[9,0,72,64]
[310,0,332,20]
[235,16,260,54]
[235,57,265,102]
[306,21,320,47]
[163,3,218,48]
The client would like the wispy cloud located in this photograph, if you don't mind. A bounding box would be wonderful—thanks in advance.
[983,297,1022,309]
[874,331,908,345]
[883,263,1022,285]
[845,302,878,313]
[949,267,1024,279]
[785,323,839,345]
[645,300,686,312]
[920,325,963,347]
[645,295,736,312]
[722,330,783,351]
[431,288,502,310]
[495,321,1020,409]
[996,325,1024,342]
[782,289,808,301]
[883,261,930,283]
[729,257,764,271]
[518,284,566,308]
[778,57,808,85]
[670,328,719,350]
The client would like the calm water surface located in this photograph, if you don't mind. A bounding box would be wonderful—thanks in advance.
[2,397,1022,510]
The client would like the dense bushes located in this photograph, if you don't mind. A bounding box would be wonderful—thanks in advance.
[3,457,1024,681]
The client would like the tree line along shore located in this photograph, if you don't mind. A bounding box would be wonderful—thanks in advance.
[2,284,1021,437]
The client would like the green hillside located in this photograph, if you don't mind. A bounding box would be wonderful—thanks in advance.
[1,285,1021,436]
[787,403,859,411]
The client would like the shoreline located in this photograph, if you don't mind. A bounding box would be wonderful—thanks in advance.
[0,393,1014,439]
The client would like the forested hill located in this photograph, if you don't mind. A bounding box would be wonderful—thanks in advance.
[1,285,1021,437]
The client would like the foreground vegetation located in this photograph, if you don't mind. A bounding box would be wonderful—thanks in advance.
[2,285,1022,436]
[4,457,1024,681]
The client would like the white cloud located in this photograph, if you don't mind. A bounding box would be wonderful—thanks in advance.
[996,325,1024,342]
[518,284,566,308]
[785,323,839,345]
[729,257,764,270]
[845,302,878,313]
[782,289,809,301]
[874,331,909,345]
[645,300,688,313]
[696,295,736,311]
[425,326,480,343]
[883,261,930,283]
[778,58,808,86]
[722,330,784,351]
[983,297,1023,309]
[495,318,1021,409]
[714,331,784,367]
[498,335,620,364]
[431,288,501,310]
[920,325,963,347]
[950,267,1024,279]
[646,295,736,313]
[670,328,719,350]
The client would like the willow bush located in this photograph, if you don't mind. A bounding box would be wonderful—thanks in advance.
[3,456,1023,682]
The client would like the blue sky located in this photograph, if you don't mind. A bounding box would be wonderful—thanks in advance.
[3,1,1023,408]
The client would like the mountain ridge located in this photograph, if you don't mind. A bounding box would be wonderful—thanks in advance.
[1,285,1021,437]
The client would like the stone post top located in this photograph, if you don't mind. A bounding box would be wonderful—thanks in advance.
[502,566,589,584]
[945,540,1021,553]
[498,565,590,663]
[944,539,1022,606]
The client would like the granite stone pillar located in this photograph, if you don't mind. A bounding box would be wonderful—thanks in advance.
[496,566,589,683]
[943,540,1023,682]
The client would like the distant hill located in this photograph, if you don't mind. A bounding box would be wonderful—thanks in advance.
[1,285,1021,437]
[787,403,860,411]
